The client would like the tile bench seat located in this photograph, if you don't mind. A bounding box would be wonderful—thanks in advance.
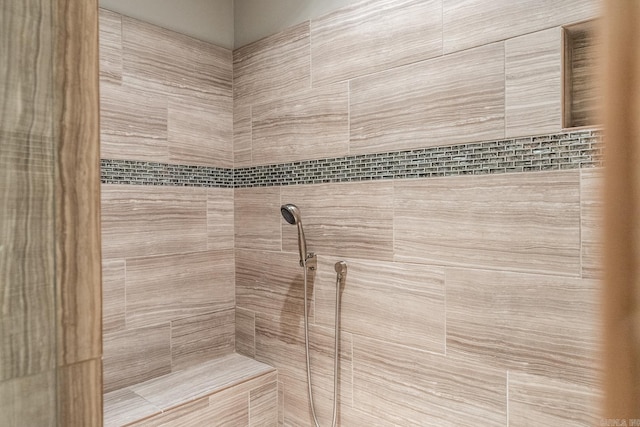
[104,353,278,426]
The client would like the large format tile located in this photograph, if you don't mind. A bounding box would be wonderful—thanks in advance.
[315,256,445,353]
[0,370,56,427]
[234,187,282,251]
[443,0,600,53]
[234,22,310,106]
[233,105,252,167]
[207,188,235,251]
[249,381,279,427]
[101,185,208,259]
[103,388,160,427]
[281,181,394,261]
[505,28,563,137]
[446,268,600,387]
[102,259,126,333]
[251,83,349,165]
[98,8,122,83]
[235,307,256,358]
[125,250,234,328]
[352,336,507,426]
[311,0,442,86]
[581,168,603,279]
[393,171,581,275]
[508,371,601,426]
[350,43,505,154]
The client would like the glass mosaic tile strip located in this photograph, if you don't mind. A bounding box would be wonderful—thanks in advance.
[101,159,234,187]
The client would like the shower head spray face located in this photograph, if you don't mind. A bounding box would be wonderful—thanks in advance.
[281,203,309,267]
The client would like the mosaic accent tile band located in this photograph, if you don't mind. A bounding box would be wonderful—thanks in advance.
[101,129,603,188]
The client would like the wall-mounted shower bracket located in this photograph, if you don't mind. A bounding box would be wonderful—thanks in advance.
[303,252,317,270]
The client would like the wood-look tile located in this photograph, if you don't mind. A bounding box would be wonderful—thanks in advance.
[281,181,394,261]
[0,370,56,427]
[508,371,601,426]
[234,187,282,251]
[350,43,505,154]
[506,28,563,137]
[125,250,234,329]
[101,185,208,259]
[57,358,103,427]
[235,307,256,358]
[249,381,279,427]
[251,83,349,165]
[233,22,310,107]
[127,397,208,427]
[130,353,275,410]
[352,336,507,426]
[443,0,600,54]
[104,388,160,427]
[102,259,125,334]
[311,0,443,86]
[170,309,235,371]
[446,268,600,387]
[207,188,235,251]
[103,324,171,393]
[99,8,122,83]
[581,168,603,279]
[315,256,445,353]
[233,104,252,167]
[99,79,168,163]
[393,171,581,275]
[122,16,232,95]
[278,381,284,426]
[167,90,233,168]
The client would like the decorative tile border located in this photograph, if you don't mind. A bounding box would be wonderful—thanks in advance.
[101,129,603,188]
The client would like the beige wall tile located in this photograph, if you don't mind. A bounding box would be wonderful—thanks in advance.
[99,9,122,83]
[251,83,349,165]
[103,324,171,393]
[103,388,160,427]
[102,259,126,334]
[233,22,310,106]
[249,381,279,427]
[128,397,208,427]
[171,309,235,371]
[350,43,505,154]
[0,371,56,427]
[506,28,563,137]
[443,0,600,54]
[311,0,442,86]
[207,188,235,250]
[394,171,581,275]
[352,335,507,426]
[235,307,256,358]
[125,250,234,328]
[281,181,394,261]
[581,168,603,279]
[234,105,252,167]
[446,268,600,387]
[234,187,282,251]
[57,359,103,427]
[316,256,445,353]
[101,185,208,259]
[508,371,601,426]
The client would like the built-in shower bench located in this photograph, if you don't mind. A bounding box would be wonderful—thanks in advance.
[103,353,277,426]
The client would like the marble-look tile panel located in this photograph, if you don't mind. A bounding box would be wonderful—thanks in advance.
[350,43,505,154]
[234,104,252,167]
[99,79,168,163]
[249,381,279,427]
[443,0,600,53]
[103,324,171,393]
[125,250,234,328]
[122,16,232,95]
[236,307,256,358]
[0,370,56,427]
[251,83,349,165]
[446,268,600,387]
[506,28,563,137]
[316,256,445,353]
[170,309,235,371]
[581,168,603,279]
[207,188,235,250]
[508,371,601,426]
[168,90,233,168]
[281,181,394,261]
[234,22,310,106]
[234,187,282,251]
[98,8,122,83]
[311,0,443,86]
[101,185,208,259]
[394,170,581,275]
[102,259,125,334]
[103,388,160,427]
[352,336,507,426]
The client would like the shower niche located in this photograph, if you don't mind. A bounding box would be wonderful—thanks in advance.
[563,20,600,128]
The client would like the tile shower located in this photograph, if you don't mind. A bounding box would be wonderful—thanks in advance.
[100,0,603,425]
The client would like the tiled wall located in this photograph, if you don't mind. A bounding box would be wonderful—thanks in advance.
[232,0,602,426]
[99,9,236,393]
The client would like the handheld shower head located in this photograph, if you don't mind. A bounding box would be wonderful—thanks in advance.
[281,204,309,267]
